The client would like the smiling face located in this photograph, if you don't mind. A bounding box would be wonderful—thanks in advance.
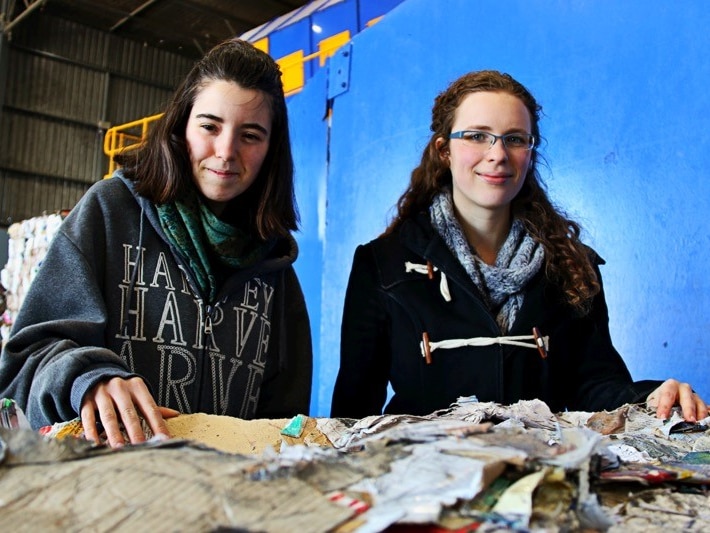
[438,91,533,224]
[185,79,272,216]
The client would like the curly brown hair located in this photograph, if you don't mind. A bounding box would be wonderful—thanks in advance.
[384,70,599,313]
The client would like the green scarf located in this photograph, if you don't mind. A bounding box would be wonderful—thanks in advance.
[157,191,274,301]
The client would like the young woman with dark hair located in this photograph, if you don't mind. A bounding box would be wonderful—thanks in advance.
[0,39,312,447]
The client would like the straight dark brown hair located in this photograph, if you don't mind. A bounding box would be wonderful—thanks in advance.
[116,38,298,239]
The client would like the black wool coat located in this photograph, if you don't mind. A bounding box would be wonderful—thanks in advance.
[331,213,659,418]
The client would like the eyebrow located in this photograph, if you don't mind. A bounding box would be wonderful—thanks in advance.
[463,125,530,134]
[194,113,269,134]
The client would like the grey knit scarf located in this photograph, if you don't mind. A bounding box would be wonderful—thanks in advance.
[430,188,545,333]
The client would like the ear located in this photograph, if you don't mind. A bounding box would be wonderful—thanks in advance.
[435,137,449,162]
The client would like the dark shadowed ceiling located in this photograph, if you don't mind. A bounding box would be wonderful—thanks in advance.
[6,0,311,59]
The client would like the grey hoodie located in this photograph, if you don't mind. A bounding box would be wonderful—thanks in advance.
[0,172,312,428]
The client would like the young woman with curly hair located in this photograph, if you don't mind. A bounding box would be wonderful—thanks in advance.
[331,70,706,422]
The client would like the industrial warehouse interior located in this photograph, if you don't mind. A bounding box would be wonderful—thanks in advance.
[1,1,710,531]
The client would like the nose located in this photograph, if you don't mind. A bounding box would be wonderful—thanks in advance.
[215,132,237,161]
[486,136,508,160]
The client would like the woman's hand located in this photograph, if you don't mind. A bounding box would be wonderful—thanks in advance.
[646,378,709,422]
[81,376,179,448]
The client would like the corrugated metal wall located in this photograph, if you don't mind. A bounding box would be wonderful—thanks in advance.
[0,13,193,226]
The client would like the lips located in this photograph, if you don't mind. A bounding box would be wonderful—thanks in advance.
[476,171,511,184]
[207,168,238,178]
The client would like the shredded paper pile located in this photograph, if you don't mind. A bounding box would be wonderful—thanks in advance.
[1,397,709,532]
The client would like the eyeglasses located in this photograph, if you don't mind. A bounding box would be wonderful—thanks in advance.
[449,130,535,151]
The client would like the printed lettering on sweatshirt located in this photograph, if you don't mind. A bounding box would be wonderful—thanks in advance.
[114,244,274,417]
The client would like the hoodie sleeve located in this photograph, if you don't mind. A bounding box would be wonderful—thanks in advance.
[0,185,135,429]
[255,266,313,418]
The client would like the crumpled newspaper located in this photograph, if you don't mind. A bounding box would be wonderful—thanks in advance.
[0,398,30,431]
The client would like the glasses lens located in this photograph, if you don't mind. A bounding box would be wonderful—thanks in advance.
[503,134,534,150]
[457,131,494,145]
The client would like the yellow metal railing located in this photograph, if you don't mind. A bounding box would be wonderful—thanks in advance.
[103,113,163,179]
[277,30,351,97]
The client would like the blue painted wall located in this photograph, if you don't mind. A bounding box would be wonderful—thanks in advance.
[288,66,329,415]
[289,0,710,417]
